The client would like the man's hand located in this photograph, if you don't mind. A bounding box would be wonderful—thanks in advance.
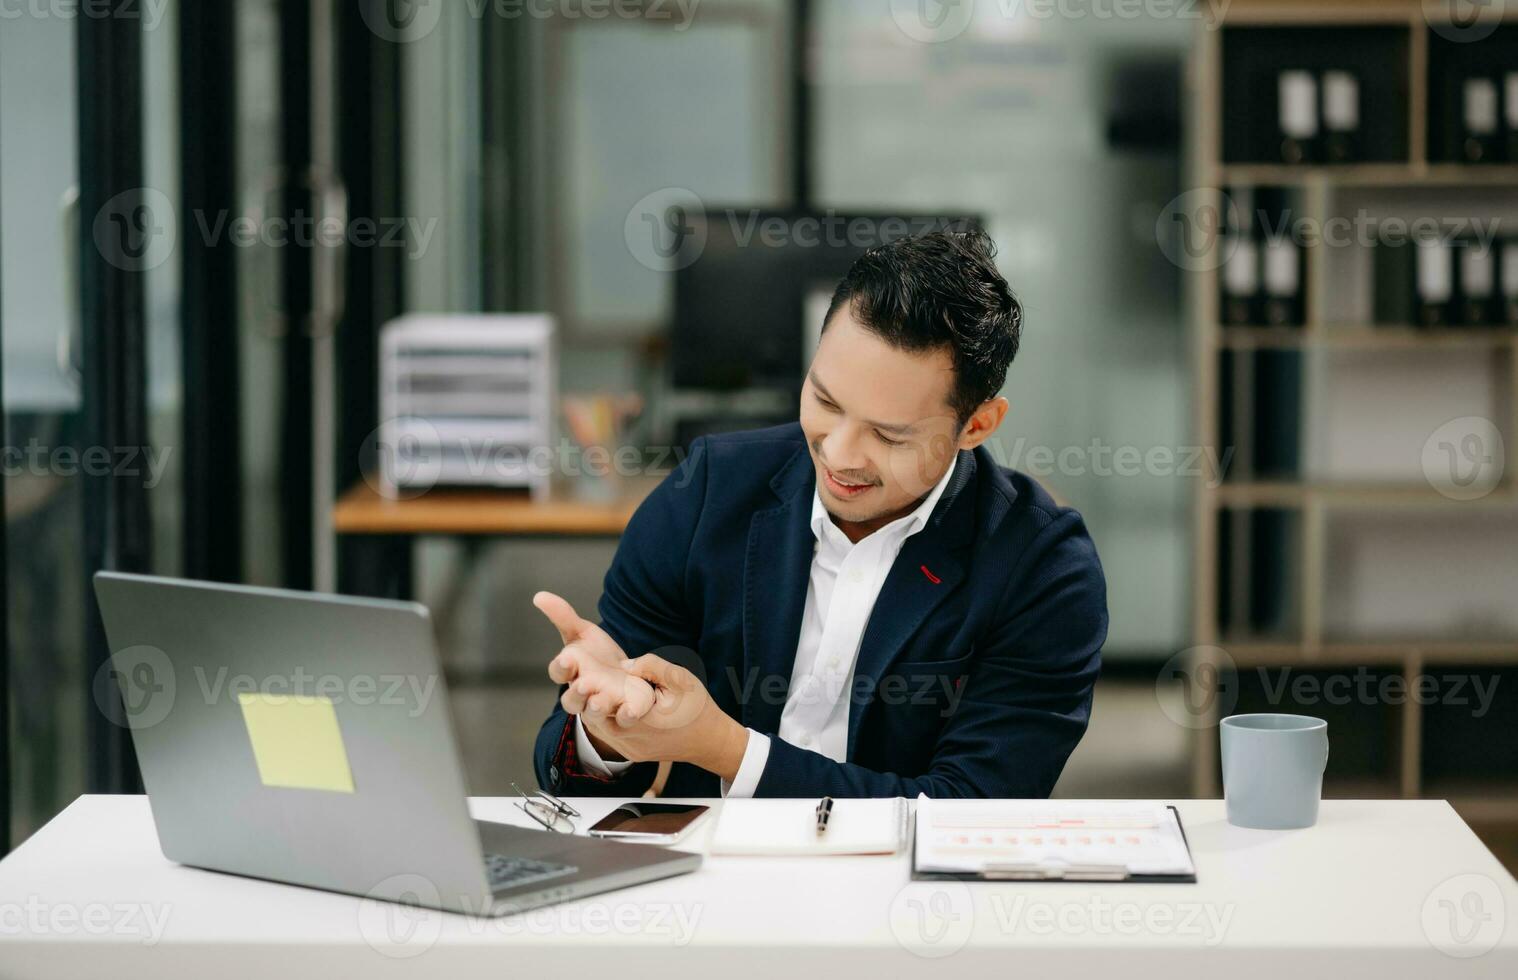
[534,591,650,760]
[556,650,656,726]
[535,591,627,677]
[533,593,747,781]
[594,654,748,782]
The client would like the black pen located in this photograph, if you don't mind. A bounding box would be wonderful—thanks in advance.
[815,796,833,836]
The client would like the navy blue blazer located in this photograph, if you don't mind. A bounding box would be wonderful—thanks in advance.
[533,422,1106,799]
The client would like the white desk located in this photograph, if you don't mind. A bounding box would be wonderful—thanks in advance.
[0,796,1514,978]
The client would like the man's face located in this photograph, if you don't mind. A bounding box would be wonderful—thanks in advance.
[799,308,965,526]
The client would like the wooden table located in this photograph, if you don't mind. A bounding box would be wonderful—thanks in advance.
[332,479,656,598]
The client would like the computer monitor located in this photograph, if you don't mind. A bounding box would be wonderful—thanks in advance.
[670,209,983,392]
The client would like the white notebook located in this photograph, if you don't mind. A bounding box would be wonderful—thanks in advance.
[710,797,910,856]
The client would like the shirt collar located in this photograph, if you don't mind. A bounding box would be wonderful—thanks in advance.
[809,453,960,545]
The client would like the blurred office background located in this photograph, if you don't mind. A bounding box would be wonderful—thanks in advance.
[1,0,1514,870]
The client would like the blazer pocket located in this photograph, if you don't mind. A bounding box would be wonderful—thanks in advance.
[895,647,975,672]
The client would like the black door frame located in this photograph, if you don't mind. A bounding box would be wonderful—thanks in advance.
[0,90,10,853]
[77,10,153,795]
[279,0,316,592]
[336,0,406,501]
[336,0,409,599]
[180,0,244,584]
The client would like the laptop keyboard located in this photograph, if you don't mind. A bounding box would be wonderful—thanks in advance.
[483,853,578,891]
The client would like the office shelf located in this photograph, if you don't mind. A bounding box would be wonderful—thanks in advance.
[1188,1,1518,821]
[1215,163,1518,188]
[1212,482,1518,509]
[1217,325,1518,351]
[1219,641,1518,668]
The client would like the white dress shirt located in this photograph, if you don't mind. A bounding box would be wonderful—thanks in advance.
[575,458,958,795]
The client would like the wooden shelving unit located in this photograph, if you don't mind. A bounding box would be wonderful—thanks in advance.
[1188,1,1518,827]
[1220,325,1518,350]
[1218,163,1518,187]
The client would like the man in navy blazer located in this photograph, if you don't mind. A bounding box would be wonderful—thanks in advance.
[533,230,1107,799]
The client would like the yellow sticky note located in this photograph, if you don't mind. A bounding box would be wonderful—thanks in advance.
[236,693,356,793]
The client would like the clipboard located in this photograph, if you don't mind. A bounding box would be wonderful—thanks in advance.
[910,804,1198,884]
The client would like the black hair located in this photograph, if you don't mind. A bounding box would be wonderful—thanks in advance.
[822,229,1021,427]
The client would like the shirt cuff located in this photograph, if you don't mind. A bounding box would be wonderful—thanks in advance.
[721,730,770,798]
[574,717,633,776]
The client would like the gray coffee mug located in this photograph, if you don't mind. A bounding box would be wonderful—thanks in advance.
[1220,713,1329,829]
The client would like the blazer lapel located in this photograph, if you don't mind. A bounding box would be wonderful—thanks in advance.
[847,450,979,758]
[741,447,815,735]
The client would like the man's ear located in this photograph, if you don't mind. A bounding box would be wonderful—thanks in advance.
[956,396,1008,451]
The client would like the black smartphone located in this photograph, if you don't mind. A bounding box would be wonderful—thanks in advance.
[587,803,711,844]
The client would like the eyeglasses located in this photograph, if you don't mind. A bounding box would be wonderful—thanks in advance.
[512,783,580,834]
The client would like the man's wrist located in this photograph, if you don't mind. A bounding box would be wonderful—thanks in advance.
[694,714,749,782]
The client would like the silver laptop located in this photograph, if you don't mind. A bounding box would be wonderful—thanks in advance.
[92,571,700,916]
